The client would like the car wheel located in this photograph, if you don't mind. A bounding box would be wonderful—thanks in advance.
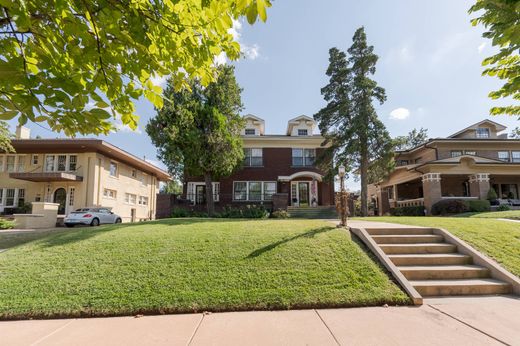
[65,224,75,228]
[115,218,122,224]
[90,218,100,227]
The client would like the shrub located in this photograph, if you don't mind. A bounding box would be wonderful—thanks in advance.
[390,206,425,216]
[171,208,189,218]
[0,218,15,230]
[497,204,511,211]
[487,188,497,201]
[431,199,469,215]
[466,200,491,212]
[220,205,270,219]
[271,209,290,219]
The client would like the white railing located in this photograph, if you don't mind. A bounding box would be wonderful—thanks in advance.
[441,196,478,200]
[396,198,424,207]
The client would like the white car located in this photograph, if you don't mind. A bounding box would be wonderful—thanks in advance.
[64,208,122,227]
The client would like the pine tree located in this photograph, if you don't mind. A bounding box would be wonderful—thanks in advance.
[315,27,393,216]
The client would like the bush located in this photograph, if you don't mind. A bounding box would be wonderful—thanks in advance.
[431,199,469,215]
[220,205,270,219]
[390,206,425,216]
[271,209,290,219]
[497,204,511,211]
[466,200,491,212]
[487,188,497,201]
[171,208,189,218]
[0,218,15,230]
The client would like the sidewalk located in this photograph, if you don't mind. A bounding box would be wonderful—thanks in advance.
[2,296,518,346]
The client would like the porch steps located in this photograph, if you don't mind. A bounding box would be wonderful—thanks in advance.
[287,206,337,219]
[364,227,512,297]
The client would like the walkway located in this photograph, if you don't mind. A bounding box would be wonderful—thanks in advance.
[2,295,519,345]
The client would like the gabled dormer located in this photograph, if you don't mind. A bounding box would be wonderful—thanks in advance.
[448,119,507,139]
[286,115,316,136]
[241,114,265,136]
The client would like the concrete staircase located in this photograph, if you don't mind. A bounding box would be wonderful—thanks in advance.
[287,206,337,219]
[366,227,512,297]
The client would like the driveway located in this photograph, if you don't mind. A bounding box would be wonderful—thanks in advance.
[2,296,518,345]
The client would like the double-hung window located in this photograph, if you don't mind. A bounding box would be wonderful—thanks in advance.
[476,128,490,138]
[498,151,510,162]
[44,154,77,172]
[233,181,277,201]
[6,155,15,172]
[450,151,462,158]
[244,148,263,166]
[298,129,308,136]
[109,161,118,177]
[245,129,256,135]
[512,151,520,163]
[125,193,137,205]
[138,196,149,206]
[16,155,25,172]
[68,155,77,171]
[292,149,315,166]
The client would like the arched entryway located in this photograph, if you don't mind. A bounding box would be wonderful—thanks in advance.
[53,188,67,214]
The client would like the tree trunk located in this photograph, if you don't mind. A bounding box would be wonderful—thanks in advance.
[204,173,214,216]
[360,143,369,217]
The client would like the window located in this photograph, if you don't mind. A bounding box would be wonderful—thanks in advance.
[512,151,520,163]
[6,155,15,172]
[292,148,315,166]
[68,155,77,171]
[32,154,39,165]
[476,127,490,138]
[17,155,25,172]
[397,160,409,166]
[0,156,3,172]
[298,129,308,136]
[245,128,256,135]
[131,169,137,178]
[5,188,15,206]
[244,148,263,166]
[69,187,75,206]
[498,151,510,162]
[233,181,277,201]
[57,155,67,171]
[125,193,137,204]
[103,188,117,199]
[464,151,476,156]
[450,151,462,158]
[233,182,247,200]
[138,196,149,206]
[18,189,25,206]
[414,158,422,164]
[45,155,55,171]
[140,173,147,186]
[109,161,118,177]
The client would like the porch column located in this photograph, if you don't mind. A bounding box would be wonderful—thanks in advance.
[422,173,442,215]
[376,187,390,216]
[468,173,490,200]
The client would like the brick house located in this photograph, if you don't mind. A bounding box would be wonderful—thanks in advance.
[369,119,520,215]
[183,115,334,210]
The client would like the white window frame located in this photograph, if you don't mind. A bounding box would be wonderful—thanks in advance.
[125,193,137,205]
[138,195,149,206]
[6,155,16,172]
[233,181,277,201]
[292,148,316,166]
[498,151,510,162]
[244,148,263,167]
[186,182,220,203]
[0,188,25,207]
[464,150,476,156]
[0,155,4,172]
[103,188,117,199]
[512,151,520,163]
[44,154,79,172]
[109,161,118,177]
[476,127,490,138]
[297,129,308,136]
[32,154,39,165]
[450,151,462,158]
[244,128,256,135]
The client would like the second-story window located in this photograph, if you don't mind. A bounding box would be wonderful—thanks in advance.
[498,151,510,162]
[397,160,409,166]
[6,155,15,172]
[464,151,476,156]
[245,128,256,135]
[476,128,490,138]
[297,129,308,136]
[292,149,315,166]
[451,151,462,158]
[17,155,25,172]
[32,154,39,165]
[244,148,263,166]
[69,155,77,171]
[109,161,118,177]
[45,154,76,172]
[512,151,520,163]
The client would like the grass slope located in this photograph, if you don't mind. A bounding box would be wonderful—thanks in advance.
[462,210,520,220]
[0,219,408,319]
[358,217,520,278]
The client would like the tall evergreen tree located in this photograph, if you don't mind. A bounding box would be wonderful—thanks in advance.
[146,65,244,216]
[394,127,429,151]
[315,27,393,216]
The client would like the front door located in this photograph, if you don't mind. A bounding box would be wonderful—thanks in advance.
[53,188,67,214]
[298,182,309,206]
[195,185,206,205]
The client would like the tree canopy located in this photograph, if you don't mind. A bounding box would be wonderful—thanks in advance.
[469,0,520,116]
[146,65,244,215]
[394,127,429,151]
[0,0,270,137]
[314,27,393,216]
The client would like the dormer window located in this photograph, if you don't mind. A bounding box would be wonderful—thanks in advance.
[297,129,308,136]
[245,128,256,135]
[476,128,490,138]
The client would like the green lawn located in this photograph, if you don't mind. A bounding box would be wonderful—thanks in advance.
[357,217,520,278]
[461,210,520,220]
[0,219,408,319]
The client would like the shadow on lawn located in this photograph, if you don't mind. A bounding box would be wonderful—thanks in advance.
[246,226,334,258]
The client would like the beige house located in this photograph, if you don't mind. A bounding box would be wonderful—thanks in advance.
[370,119,520,215]
[0,127,170,222]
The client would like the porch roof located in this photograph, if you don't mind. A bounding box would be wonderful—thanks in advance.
[9,172,83,182]
[278,171,323,182]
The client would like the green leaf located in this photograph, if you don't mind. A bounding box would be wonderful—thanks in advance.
[0,110,18,120]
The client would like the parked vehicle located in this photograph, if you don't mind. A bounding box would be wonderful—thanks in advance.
[64,208,122,227]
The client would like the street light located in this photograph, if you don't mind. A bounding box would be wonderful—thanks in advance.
[337,165,348,227]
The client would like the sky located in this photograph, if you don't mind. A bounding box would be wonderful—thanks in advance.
[7,0,519,188]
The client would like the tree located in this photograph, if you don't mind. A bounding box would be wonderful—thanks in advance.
[314,27,394,217]
[0,0,271,138]
[510,127,520,139]
[146,65,244,215]
[160,180,183,195]
[469,0,520,116]
[394,127,429,151]
[0,121,14,153]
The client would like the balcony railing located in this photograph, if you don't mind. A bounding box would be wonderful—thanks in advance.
[396,198,424,207]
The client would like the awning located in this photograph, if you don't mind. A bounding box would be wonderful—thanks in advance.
[9,172,83,182]
[278,171,323,182]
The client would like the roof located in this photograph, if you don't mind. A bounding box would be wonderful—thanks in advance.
[8,138,171,181]
[448,119,507,138]
[286,115,316,135]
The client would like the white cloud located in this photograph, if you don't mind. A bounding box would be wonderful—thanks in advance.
[477,42,487,54]
[384,42,415,64]
[229,19,242,41]
[242,43,260,60]
[215,19,261,65]
[389,107,411,120]
[150,74,168,87]
[111,111,142,134]
[214,52,228,66]
[430,31,472,64]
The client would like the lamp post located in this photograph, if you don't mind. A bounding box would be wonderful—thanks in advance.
[338,165,348,227]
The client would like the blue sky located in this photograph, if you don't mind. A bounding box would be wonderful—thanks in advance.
[8,0,518,185]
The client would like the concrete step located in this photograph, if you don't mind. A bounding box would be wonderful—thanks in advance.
[411,279,512,296]
[398,265,490,280]
[389,253,473,266]
[380,243,457,255]
[372,234,444,244]
[366,228,434,236]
